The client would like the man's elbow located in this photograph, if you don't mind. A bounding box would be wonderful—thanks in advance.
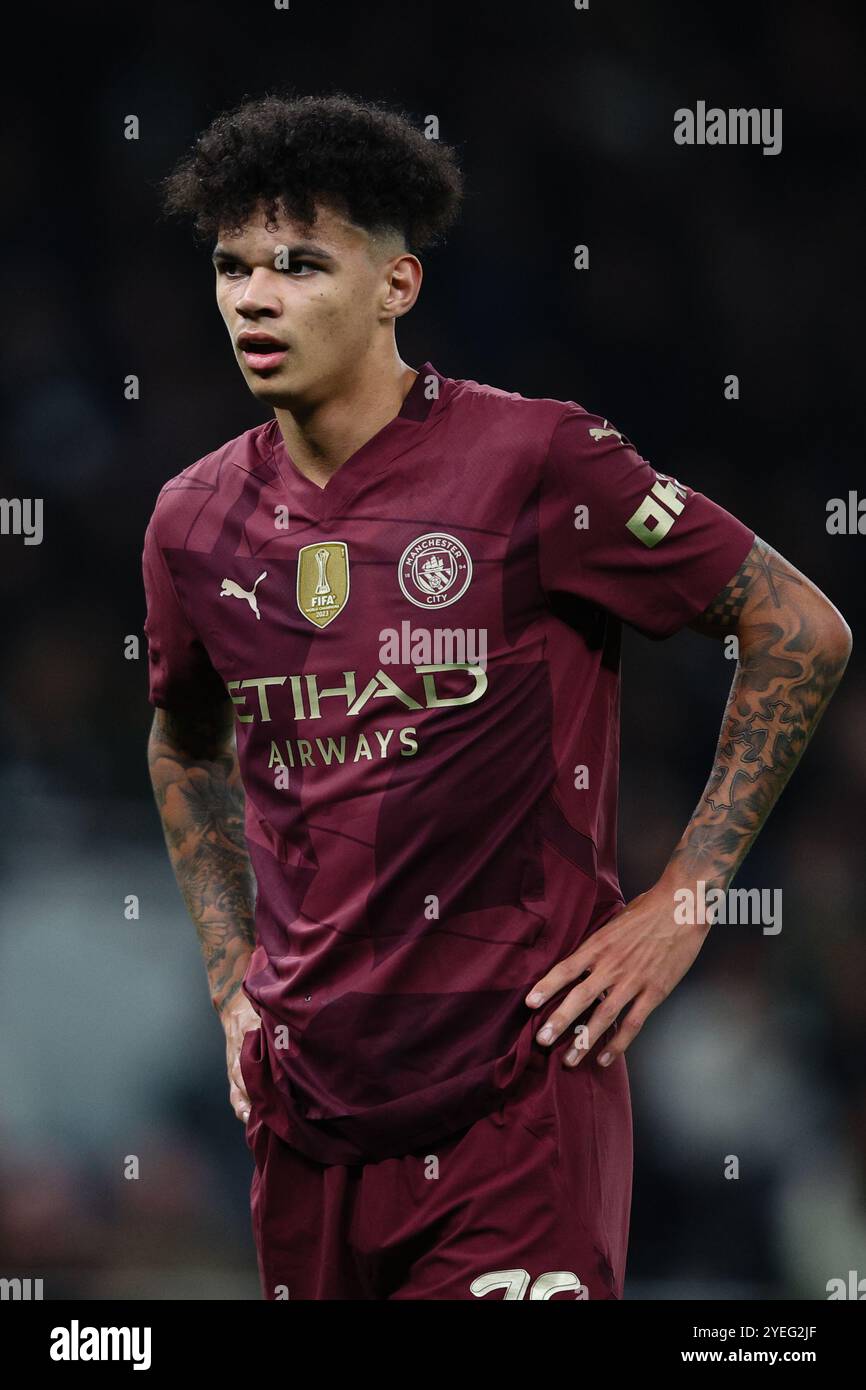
[805,595,853,673]
[737,589,852,666]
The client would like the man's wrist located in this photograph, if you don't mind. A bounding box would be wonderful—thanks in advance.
[660,864,731,892]
[656,857,740,932]
[211,973,251,1020]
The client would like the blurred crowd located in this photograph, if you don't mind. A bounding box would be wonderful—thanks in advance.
[1,0,863,1298]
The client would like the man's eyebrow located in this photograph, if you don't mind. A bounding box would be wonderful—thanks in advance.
[211,242,337,264]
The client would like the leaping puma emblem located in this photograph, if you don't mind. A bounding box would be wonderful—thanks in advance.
[220,571,268,619]
[588,420,623,442]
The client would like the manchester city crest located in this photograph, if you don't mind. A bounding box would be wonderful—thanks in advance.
[398,532,472,609]
[296,541,350,628]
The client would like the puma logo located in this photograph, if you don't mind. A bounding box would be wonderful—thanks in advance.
[220,571,268,619]
[588,420,623,442]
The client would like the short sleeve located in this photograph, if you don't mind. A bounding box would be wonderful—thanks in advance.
[538,405,756,639]
[142,509,226,708]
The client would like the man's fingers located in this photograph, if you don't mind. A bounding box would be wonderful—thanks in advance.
[567,995,653,1068]
[526,954,595,1010]
[230,1084,251,1124]
[527,905,636,1010]
[229,1061,252,1123]
[535,979,613,1047]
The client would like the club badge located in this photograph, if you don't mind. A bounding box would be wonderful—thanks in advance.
[398,532,472,609]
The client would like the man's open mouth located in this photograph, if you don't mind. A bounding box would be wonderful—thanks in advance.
[237,336,290,370]
[238,335,287,350]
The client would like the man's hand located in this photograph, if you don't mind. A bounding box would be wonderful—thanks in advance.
[222,996,262,1123]
[525,877,709,1068]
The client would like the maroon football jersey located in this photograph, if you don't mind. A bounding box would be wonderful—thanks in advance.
[142,361,755,1163]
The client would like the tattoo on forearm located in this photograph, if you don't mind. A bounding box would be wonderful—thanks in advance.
[148,703,256,1014]
[671,537,850,887]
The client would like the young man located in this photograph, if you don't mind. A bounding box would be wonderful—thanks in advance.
[144,93,851,1301]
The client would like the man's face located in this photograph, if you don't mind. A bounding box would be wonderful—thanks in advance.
[212,201,410,407]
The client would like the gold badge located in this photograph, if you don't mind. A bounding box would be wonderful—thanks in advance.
[296,541,350,628]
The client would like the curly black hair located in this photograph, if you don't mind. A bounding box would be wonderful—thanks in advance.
[161,91,464,254]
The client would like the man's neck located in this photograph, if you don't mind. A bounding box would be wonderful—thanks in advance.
[273,356,418,489]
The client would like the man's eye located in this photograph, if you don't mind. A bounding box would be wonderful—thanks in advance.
[219,262,245,278]
[284,260,317,275]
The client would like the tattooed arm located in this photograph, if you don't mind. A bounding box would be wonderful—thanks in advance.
[526,536,851,1069]
[148,699,260,1123]
[669,535,853,889]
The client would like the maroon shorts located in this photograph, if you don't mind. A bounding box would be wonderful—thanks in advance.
[241,1032,633,1301]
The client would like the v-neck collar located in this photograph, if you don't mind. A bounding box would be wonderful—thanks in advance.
[267,360,444,522]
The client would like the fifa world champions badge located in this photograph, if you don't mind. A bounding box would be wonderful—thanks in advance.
[398,532,472,609]
[297,541,350,628]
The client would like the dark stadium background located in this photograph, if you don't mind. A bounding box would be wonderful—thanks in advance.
[1,0,863,1298]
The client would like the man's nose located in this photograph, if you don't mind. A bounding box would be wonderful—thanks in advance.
[235,266,281,316]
